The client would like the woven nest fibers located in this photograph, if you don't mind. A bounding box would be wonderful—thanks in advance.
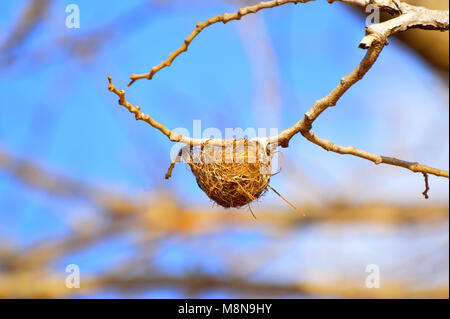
[184,139,273,208]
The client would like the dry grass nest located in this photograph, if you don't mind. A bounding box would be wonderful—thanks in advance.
[173,139,274,208]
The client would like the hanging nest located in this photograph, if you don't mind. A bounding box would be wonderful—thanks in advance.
[167,138,274,208]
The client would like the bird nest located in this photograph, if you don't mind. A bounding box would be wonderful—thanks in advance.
[168,139,274,208]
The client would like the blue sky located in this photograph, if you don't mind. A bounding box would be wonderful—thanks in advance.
[0,0,448,298]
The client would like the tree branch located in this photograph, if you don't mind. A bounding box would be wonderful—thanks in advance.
[270,41,385,147]
[107,0,449,184]
[362,2,449,48]
[301,130,449,178]
[127,0,313,86]
[108,76,263,146]
[329,0,449,48]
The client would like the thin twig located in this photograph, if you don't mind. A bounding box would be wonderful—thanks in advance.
[301,130,449,178]
[165,147,184,179]
[127,0,312,86]
[108,76,267,146]
[422,173,430,199]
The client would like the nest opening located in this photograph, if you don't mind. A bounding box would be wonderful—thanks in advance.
[178,139,274,208]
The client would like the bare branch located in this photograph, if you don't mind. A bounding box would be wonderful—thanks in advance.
[108,76,262,146]
[107,0,449,184]
[301,130,449,178]
[422,173,430,199]
[270,42,385,147]
[127,0,313,86]
[361,3,449,48]
[329,0,449,48]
